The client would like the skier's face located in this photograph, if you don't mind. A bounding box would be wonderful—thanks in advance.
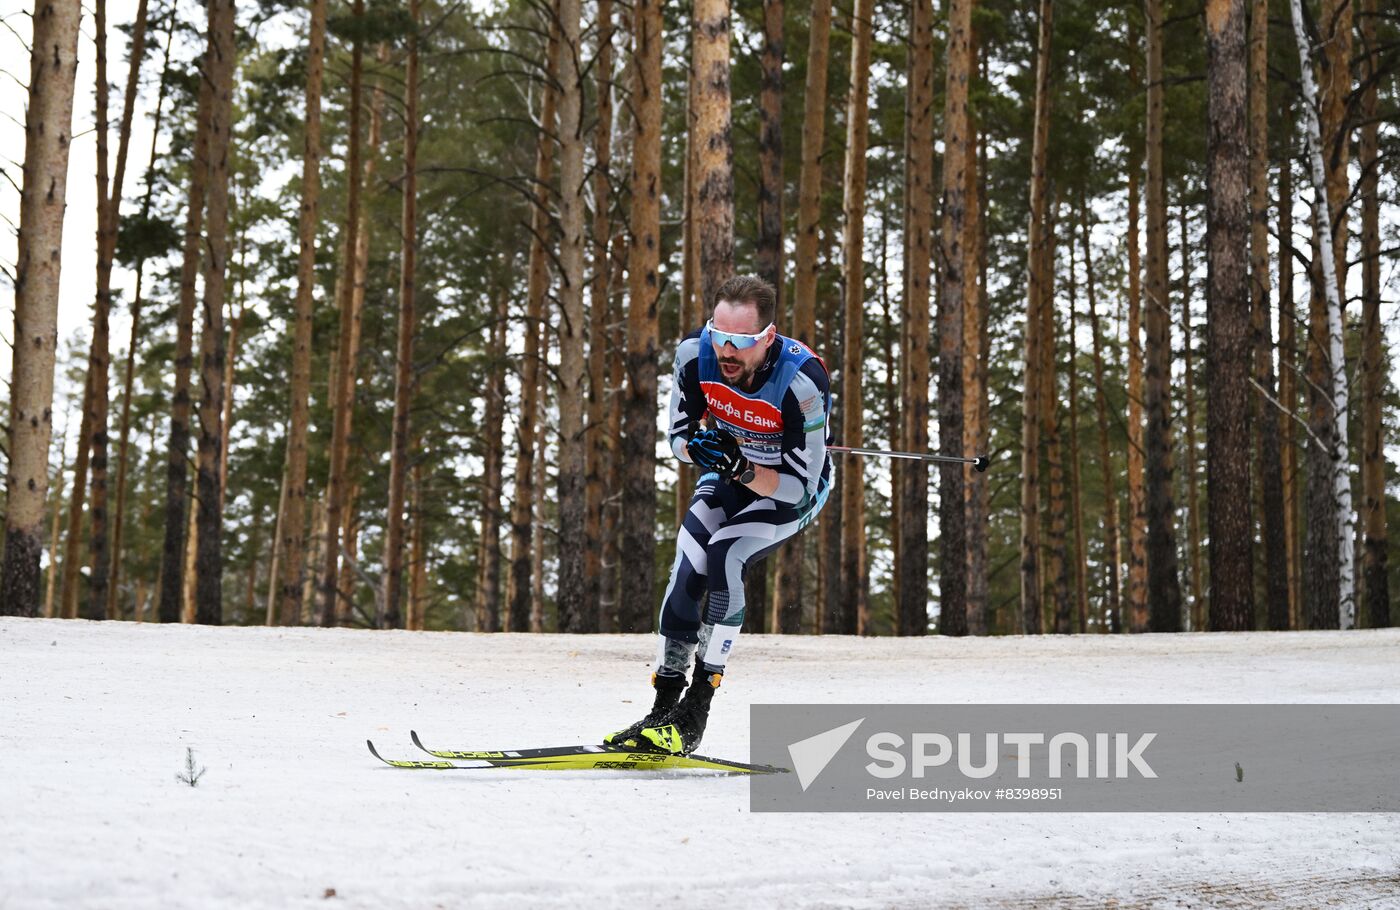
[711,300,775,389]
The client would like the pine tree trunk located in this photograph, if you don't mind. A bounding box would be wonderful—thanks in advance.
[694,0,735,309]
[1358,0,1387,629]
[840,0,875,635]
[1081,197,1120,633]
[531,344,550,632]
[157,67,213,625]
[59,373,94,620]
[1204,0,1255,631]
[1289,0,1353,628]
[383,0,420,630]
[265,457,288,625]
[1043,200,1070,635]
[409,456,428,631]
[1125,169,1147,634]
[1179,207,1205,630]
[88,0,152,619]
[601,229,628,632]
[898,0,934,637]
[773,0,832,634]
[477,291,508,633]
[43,429,71,618]
[109,16,174,622]
[676,44,698,532]
[1,0,82,615]
[278,0,328,627]
[1067,229,1087,632]
[966,78,990,635]
[756,0,783,310]
[790,0,833,348]
[1248,0,1289,631]
[1278,115,1300,630]
[746,0,782,634]
[554,0,588,633]
[1020,0,1054,635]
[1144,0,1183,632]
[319,0,366,628]
[331,44,387,621]
[619,0,663,633]
[85,0,115,620]
[221,230,249,515]
[583,0,614,632]
[507,11,560,633]
[193,0,236,626]
[937,0,971,637]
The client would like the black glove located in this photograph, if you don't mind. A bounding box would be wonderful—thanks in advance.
[688,427,749,481]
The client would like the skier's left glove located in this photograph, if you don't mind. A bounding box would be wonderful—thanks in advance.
[688,427,749,482]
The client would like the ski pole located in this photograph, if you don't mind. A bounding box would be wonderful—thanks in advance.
[828,445,991,473]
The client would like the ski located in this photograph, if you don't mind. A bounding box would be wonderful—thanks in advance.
[362,733,788,775]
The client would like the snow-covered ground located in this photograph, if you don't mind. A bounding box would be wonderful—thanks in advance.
[2,617,1398,909]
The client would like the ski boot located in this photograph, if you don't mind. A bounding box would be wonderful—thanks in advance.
[637,666,722,755]
[604,671,686,749]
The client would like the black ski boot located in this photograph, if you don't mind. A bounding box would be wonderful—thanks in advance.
[638,666,722,755]
[604,672,686,748]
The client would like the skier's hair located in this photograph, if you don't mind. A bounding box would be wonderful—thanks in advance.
[711,275,777,328]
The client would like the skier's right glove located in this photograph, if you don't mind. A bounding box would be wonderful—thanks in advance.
[688,427,747,481]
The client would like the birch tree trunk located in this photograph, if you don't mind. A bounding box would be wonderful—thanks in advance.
[1144,0,1183,632]
[841,0,875,635]
[0,0,82,615]
[1204,0,1255,631]
[554,0,588,632]
[1289,0,1353,628]
[1020,0,1054,635]
[619,0,663,633]
[193,0,237,625]
[1358,0,1387,628]
[507,12,559,632]
[383,0,420,630]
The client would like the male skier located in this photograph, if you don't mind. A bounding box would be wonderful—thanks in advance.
[607,275,832,755]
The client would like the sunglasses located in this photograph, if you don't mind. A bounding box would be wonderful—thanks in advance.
[707,319,774,351]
